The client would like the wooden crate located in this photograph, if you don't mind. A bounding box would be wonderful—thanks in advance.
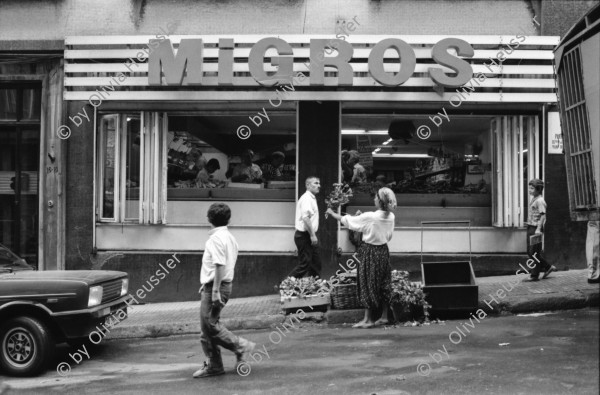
[421,261,478,317]
[280,294,330,310]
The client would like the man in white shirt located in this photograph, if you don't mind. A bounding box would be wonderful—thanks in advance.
[288,176,322,278]
[194,203,255,378]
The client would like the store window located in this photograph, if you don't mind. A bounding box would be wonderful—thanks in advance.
[166,113,296,201]
[98,114,144,222]
[97,108,297,225]
[341,112,539,227]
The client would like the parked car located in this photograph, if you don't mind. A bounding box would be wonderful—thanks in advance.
[0,243,34,273]
[0,244,129,376]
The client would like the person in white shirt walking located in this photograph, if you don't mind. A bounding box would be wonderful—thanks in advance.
[327,187,396,328]
[288,177,322,278]
[194,203,255,378]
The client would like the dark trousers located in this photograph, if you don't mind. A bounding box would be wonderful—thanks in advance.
[288,230,322,278]
[527,225,551,277]
[200,282,243,369]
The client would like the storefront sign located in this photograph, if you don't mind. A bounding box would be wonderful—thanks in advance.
[148,37,474,88]
[548,112,563,154]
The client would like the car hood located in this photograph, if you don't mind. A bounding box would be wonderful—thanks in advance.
[0,270,127,285]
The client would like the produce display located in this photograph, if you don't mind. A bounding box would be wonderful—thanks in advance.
[279,276,331,299]
[389,270,431,321]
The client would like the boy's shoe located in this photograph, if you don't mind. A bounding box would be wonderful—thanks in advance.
[542,265,556,279]
[236,338,256,364]
[524,276,539,282]
[193,361,225,378]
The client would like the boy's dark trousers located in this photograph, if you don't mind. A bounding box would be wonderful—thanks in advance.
[199,281,245,369]
[527,225,551,278]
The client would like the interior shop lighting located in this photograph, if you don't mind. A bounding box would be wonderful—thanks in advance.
[341,130,389,135]
[382,138,393,145]
[373,153,433,158]
[372,148,382,154]
[367,130,390,135]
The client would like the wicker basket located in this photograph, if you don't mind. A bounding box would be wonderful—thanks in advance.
[330,283,362,310]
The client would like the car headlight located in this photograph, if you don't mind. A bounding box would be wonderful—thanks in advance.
[88,285,103,307]
[121,278,129,296]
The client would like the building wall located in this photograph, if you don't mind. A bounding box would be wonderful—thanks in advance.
[64,102,96,271]
[95,251,529,302]
[0,0,539,41]
[541,0,599,269]
[3,0,598,299]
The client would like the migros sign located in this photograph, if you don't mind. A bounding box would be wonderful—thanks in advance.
[147,37,481,89]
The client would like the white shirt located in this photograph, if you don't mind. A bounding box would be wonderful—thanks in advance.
[295,191,319,232]
[200,226,239,285]
[341,210,395,245]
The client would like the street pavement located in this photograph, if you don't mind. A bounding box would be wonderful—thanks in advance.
[106,269,598,339]
[1,309,598,395]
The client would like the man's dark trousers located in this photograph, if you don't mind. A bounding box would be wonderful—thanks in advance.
[288,230,321,278]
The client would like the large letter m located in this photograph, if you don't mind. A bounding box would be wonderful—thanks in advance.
[148,39,203,86]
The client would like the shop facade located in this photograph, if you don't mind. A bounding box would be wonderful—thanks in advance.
[61,32,560,300]
[1,0,596,301]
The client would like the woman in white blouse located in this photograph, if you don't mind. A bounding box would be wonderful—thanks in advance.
[326,187,397,328]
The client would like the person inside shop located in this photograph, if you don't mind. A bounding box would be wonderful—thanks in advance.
[348,150,367,185]
[195,158,223,188]
[287,176,322,278]
[168,148,207,185]
[326,187,397,328]
[261,151,286,180]
[230,149,263,183]
[341,150,354,183]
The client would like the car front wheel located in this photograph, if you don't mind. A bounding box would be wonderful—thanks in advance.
[0,316,53,376]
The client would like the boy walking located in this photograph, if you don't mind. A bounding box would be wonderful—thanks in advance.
[525,179,556,281]
[194,203,255,378]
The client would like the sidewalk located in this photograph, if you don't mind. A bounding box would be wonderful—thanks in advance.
[106,269,598,339]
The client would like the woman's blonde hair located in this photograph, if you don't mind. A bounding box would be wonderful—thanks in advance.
[376,187,397,214]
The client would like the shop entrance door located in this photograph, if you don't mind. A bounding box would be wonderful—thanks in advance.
[0,84,41,268]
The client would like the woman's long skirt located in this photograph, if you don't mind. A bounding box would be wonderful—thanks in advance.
[356,242,391,309]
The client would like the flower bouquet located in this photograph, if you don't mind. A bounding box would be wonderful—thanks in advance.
[389,270,431,323]
[325,183,353,218]
[279,276,331,310]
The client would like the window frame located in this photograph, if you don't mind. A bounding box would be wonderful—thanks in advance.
[96,111,173,224]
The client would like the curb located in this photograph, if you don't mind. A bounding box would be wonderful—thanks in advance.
[477,290,600,314]
[106,314,285,340]
[105,290,599,340]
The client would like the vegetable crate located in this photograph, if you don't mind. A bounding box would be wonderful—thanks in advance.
[280,294,330,312]
[420,220,478,318]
